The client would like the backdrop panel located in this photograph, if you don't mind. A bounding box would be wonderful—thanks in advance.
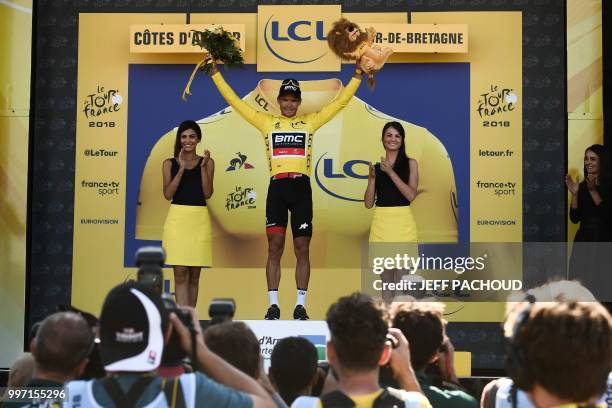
[0,0,32,367]
[29,0,567,372]
[566,0,603,243]
[71,10,521,324]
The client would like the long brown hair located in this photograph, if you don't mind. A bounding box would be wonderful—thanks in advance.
[583,144,611,183]
[381,121,409,181]
[173,120,202,158]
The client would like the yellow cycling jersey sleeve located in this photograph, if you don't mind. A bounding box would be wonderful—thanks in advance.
[211,71,270,132]
[212,71,360,177]
[306,76,361,131]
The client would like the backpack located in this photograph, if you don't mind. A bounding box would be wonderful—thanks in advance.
[321,388,406,408]
[100,376,187,408]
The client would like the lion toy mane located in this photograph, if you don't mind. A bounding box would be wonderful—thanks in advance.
[327,18,393,88]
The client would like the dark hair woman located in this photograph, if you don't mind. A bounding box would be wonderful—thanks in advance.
[162,120,215,307]
[364,122,419,302]
[364,121,419,240]
[566,144,612,299]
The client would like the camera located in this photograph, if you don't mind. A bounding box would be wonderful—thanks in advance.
[135,246,165,294]
[133,246,188,364]
[209,298,235,326]
[162,294,194,329]
[133,247,237,368]
[161,293,194,364]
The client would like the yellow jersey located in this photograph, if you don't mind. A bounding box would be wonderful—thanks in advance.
[211,71,361,177]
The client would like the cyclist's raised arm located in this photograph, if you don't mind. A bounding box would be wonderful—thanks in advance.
[209,61,269,132]
[309,66,363,131]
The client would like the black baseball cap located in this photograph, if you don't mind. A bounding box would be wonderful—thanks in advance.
[278,78,301,99]
[99,282,168,372]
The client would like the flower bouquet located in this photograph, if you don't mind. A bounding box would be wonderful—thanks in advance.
[182,25,245,100]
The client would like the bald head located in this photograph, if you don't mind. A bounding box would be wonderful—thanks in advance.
[34,312,92,376]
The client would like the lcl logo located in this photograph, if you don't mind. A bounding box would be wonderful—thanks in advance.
[314,153,369,202]
[271,20,326,41]
[264,16,328,64]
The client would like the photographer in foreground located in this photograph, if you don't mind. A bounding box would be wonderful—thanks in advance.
[65,282,274,408]
[292,292,431,408]
[389,302,477,408]
[482,298,611,408]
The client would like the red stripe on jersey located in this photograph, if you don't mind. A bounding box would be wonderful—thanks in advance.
[272,148,306,156]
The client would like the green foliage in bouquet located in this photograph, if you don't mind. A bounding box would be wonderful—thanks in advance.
[192,26,244,75]
[182,25,245,100]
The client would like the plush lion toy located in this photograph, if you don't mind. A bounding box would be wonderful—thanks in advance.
[327,18,393,88]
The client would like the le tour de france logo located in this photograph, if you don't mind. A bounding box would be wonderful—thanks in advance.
[257,5,341,71]
[476,84,518,128]
[83,85,122,118]
[225,186,257,211]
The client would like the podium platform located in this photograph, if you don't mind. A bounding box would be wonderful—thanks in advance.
[240,320,329,369]
[238,320,471,375]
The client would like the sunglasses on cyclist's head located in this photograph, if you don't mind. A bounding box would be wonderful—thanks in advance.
[282,79,299,87]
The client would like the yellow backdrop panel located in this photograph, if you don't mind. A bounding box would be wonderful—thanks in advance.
[566,0,603,242]
[0,0,32,367]
[73,11,521,325]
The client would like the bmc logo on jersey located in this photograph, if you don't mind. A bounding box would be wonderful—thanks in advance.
[271,131,307,157]
[314,153,369,202]
[274,133,304,144]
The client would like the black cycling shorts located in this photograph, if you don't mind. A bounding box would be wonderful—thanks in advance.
[265,175,313,238]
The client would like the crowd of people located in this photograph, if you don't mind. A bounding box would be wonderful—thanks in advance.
[4,279,611,408]
[8,134,606,407]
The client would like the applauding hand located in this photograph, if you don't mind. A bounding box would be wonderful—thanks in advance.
[177,149,186,170]
[368,162,376,180]
[380,157,394,175]
[564,174,579,194]
[585,174,598,191]
[201,149,211,169]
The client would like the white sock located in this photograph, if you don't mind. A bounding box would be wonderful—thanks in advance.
[296,289,307,306]
[268,290,279,306]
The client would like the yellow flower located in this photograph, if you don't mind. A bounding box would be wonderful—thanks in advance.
[206,24,223,35]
